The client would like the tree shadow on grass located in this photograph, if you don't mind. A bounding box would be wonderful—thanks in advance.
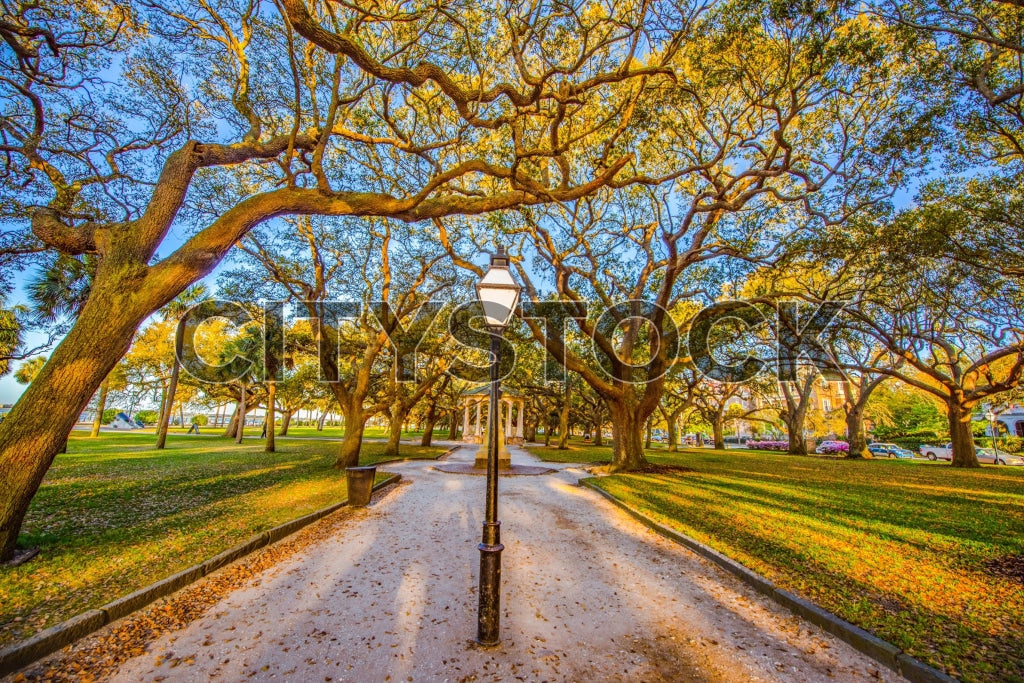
[601,480,1023,682]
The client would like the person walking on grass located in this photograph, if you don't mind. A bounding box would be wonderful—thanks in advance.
[188,422,200,435]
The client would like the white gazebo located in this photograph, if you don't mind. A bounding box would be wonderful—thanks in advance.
[460,386,526,446]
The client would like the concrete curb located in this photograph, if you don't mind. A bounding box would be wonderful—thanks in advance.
[578,478,957,683]
[0,473,402,678]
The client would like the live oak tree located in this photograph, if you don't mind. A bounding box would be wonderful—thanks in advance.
[0,0,698,558]
[274,361,321,436]
[658,367,700,452]
[786,205,1024,467]
[741,261,895,458]
[410,373,451,448]
[776,370,822,455]
[502,5,917,471]
[842,213,1024,468]
[380,331,454,458]
[876,1,1024,281]
[834,356,890,459]
[224,214,459,465]
[878,0,1024,165]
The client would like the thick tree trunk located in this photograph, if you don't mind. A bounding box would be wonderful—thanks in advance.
[785,412,808,455]
[90,378,109,438]
[713,413,725,450]
[279,409,293,436]
[223,401,240,438]
[265,379,276,453]
[235,383,246,444]
[845,403,868,458]
[421,401,438,447]
[557,393,570,450]
[667,412,679,452]
[644,416,653,450]
[156,353,182,449]
[0,288,144,560]
[593,417,603,446]
[421,415,436,447]
[446,410,458,440]
[317,410,327,431]
[384,406,405,458]
[544,419,552,447]
[336,407,366,468]
[607,400,649,471]
[781,378,814,456]
[948,399,980,468]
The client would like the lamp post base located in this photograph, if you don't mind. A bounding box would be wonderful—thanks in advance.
[476,521,503,646]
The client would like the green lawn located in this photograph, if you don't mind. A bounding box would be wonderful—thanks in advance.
[552,446,1024,683]
[0,432,444,647]
[275,425,434,441]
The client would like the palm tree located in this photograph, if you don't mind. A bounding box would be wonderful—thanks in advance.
[13,357,46,385]
[26,255,104,438]
[155,284,208,449]
[26,254,94,322]
[0,298,22,378]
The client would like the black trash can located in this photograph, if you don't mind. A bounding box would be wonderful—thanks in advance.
[346,466,377,507]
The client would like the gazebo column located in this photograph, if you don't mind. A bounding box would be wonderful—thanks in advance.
[516,400,525,439]
[475,400,483,438]
[505,399,513,443]
[462,400,471,442]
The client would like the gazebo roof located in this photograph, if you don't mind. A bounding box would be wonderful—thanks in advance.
[461,385,524,399]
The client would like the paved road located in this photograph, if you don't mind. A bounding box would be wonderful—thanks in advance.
[109,446,898,682]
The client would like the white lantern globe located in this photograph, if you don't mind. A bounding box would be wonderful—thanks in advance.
[475,246,521,330]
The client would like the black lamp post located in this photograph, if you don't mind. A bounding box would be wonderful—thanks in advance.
[987,410,1001,462]
[474,245,521,647]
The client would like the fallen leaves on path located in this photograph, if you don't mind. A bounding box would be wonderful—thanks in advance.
[13,483,401,682]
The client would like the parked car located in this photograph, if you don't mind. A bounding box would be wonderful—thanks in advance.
[815,440,849,454]
[867,443,915,459]
[919,443,954,461]
[975,448,1024,466]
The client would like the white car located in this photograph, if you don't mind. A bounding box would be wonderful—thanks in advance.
[919,443,954,461]
[975,448,1024,466]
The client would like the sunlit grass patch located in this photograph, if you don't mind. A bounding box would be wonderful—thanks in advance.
[588,448,1024,683]
[0,432,442,647]
[526,443,615,463]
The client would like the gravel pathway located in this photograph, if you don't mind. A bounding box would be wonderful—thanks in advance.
[107,445,899,682]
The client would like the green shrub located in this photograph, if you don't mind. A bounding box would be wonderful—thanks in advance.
[101,409,118,425]
[983,436,1022,453]
[192,414,208,426]
[134,410,159,424]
